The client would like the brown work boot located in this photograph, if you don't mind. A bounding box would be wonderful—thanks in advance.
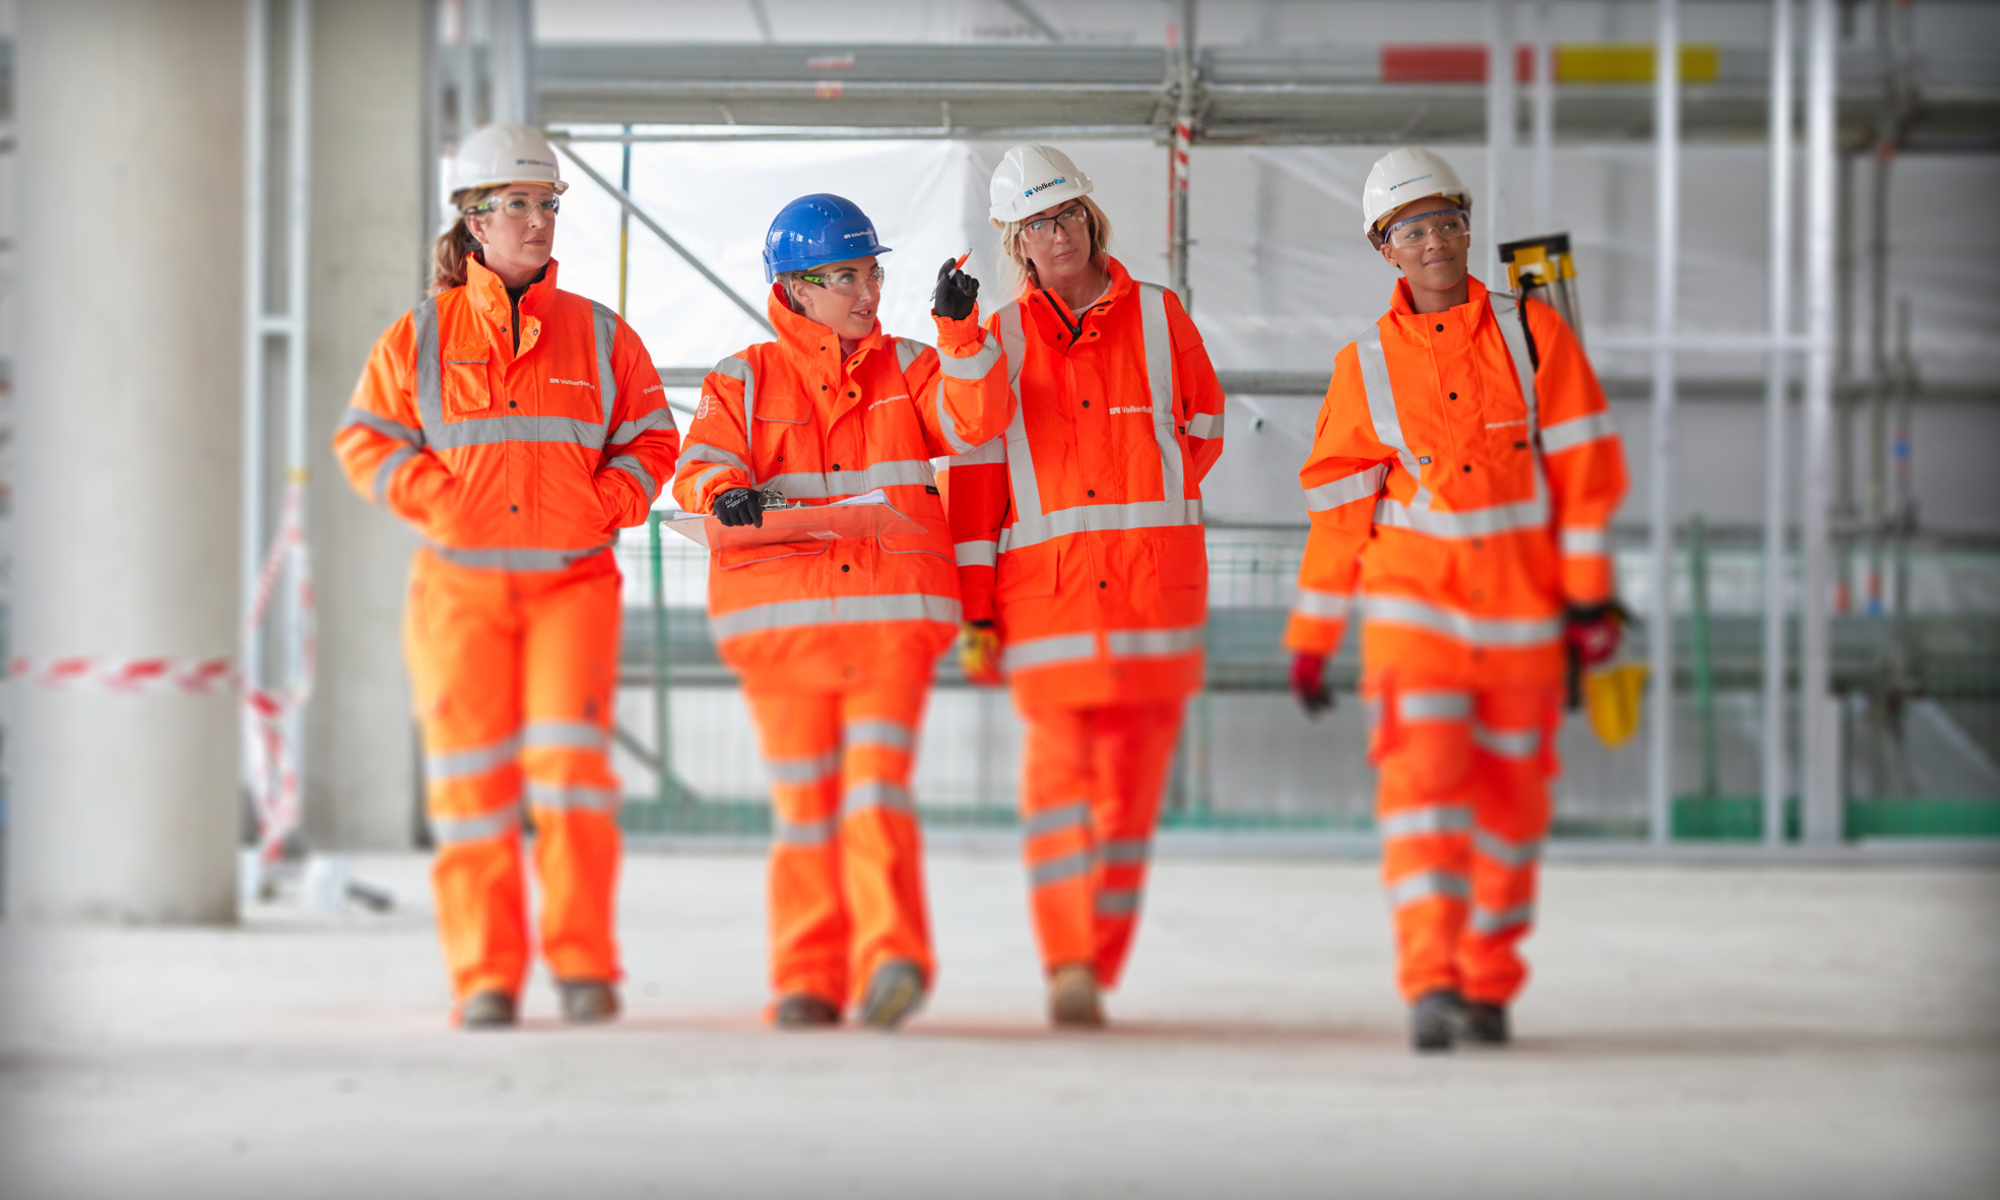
[772,993,841,1029]
[557,979,621,1025]
[459,989,517,1030]
[1047,963,1104,1029]
[858,959,926,1031]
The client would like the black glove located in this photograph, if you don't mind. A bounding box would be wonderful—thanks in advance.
[933,258,979,321]
[713,487,763,528]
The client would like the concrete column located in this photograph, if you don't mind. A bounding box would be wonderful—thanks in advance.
[302,0,429,850]
[7,0,246,922]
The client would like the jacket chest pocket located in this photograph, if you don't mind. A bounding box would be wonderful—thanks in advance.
[441,342,495,418]
[753,412,814,486]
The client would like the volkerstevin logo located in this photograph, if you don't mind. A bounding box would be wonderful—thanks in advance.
[549,377,592,387]
[1023,176,1068,198]
[843,225,877,241]
[1389,172,1435,193]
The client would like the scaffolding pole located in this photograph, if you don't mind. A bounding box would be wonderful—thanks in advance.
[1646,0,1681,845]
[1487,0,1518,282]
[1762,0,1796,845]
[1532,0,1555,232]
[1801,0,1841,843]
[1168,0,1196,308]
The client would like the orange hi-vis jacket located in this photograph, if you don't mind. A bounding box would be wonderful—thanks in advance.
[948,256,1226,709]
[1284,275,1627,687]
[671,288,1013,686]
[335,257,680,567]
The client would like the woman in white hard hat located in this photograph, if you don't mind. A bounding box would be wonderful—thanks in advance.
[945,144,1227,1027]
[334,122,682,1029]
[1284,145,1629,1051]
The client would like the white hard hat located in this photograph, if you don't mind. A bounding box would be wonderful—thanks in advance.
[989,143,1093,223]
[1361,147,1470,240]
[449,121,568,198]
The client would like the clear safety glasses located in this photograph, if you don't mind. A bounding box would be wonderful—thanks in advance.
[1021,205,1090,241]
[466,194,560,220]
[1385,209,1471,249]
[799,265,886,296]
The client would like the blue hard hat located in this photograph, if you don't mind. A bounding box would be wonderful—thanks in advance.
[762,193,892,283]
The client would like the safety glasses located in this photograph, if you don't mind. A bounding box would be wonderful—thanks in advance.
[800,265,885,296]
[1385,209,1471,249]
[466,194,560,220]
[1021,205,1090,241]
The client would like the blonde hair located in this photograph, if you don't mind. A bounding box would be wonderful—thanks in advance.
[990,194,1113,295]
[429,186,502,295]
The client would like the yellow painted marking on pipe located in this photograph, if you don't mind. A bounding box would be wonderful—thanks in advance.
[1557,44,1720,85]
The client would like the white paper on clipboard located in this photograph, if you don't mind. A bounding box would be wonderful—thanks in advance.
[663,489,925,551]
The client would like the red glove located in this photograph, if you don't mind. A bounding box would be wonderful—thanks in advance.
[1290,652,1332,717]
[1565,603,1622,669]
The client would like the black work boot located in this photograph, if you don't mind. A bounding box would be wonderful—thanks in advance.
[1409,989,1466,1053]
[459,990,517,1030]
[858,958,926,1031]
[773,994,841,1029]
[1459,1001,1510,1045]
[558,979,621,1025]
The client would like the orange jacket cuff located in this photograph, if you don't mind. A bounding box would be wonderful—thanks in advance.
[933,309,986,356]
[1283,613,1345,657]
[1561,555,1614,606]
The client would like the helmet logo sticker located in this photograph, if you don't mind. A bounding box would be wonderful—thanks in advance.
[1025,175,1068,198]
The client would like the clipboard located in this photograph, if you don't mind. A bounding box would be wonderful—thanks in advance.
[663,489,930,551]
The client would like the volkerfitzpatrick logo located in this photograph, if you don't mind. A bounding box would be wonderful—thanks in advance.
[1023,176,1068,198]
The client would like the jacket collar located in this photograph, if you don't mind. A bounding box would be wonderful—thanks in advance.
[464,254,559,320]
[768,284,888,373]
[1388,272,1491,326]
[1023,253,1133,336]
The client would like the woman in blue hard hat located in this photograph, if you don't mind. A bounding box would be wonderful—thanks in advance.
[671,194,1013,1029]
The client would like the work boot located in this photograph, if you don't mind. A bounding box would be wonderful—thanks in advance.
[858,959,925,1031]
[558,979,621,1025]
[1047,964,1105,1029]
[772,994,841,1029]
[459,990,517,1031]
[1409,989,1466,1053]
[1459,1001,1510,1046]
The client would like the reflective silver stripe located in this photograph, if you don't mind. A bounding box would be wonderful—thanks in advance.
[590,301,620,425]
[429,805,520,845]
[1493,294,1539,440]
[1105,625,1204,659]
[1472,724,1542,760]
[1101,838,1150,865]
[424,541,614,573]
[953,437,1006,466]
[1001,498,1204,553]
[1372,491,1550,539]
[774,813,840,847]
[843,780,914,817]
[1357,333,1433,510]
[1304,463,1388,513]
[608,407,677,446]
[341,406,424,446]
[413,298,443,433]
[1474,829,1544,868]
[845,718,914,752]
[1002,631,1098,672]
[955,540,997,568]
[1096,888,1141,916]
[522,721,609,751]
[1361,595,1563,646]
[895,337,925,372]
[1398,689,1473,722]
[765,748,842,785]
[1385,870,1470,908]
[1023,801,1091,837]
[1186,410,1223,439]
[761,459,935,499]
[606,453,659,500]
[935,379,978,454]
[1560,527,1608,555]
[709,592,961,641]
[1292,587,1352,621]
[425,415,606,451]
[1030,851,1092,887]
[679,443,749,472]
[526,782,619,812]
[1378,805,1472,839]
[372,445,418,504]
[994,303,1043,528]
[1540,410,1616,455]
[1470,901,1535,935]
[713,356,757,480]
[426,735,521,782]
[688,464,731,496]
[937,336,1000,381]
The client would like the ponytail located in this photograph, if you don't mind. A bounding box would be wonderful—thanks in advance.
[429,186,499,295]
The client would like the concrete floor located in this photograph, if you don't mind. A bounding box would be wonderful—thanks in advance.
[2,850,1997,1200]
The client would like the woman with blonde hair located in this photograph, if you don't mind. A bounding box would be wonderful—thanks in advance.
[946,144,1226,1027]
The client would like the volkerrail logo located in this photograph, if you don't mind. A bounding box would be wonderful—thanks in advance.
[1108,405,1153,416]
[1023,176,1068,198]
[1389,172,1436,193]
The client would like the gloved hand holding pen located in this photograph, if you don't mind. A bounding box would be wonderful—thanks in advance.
[933,252,980,321]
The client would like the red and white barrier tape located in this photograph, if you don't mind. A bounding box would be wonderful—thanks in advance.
[241,481,316,867]
[8,656,236,693]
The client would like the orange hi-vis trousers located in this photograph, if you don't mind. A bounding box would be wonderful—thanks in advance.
[406,547,624,1006]
[1368,680,1558,1005]
[745,676,935,1011]
[1018,700,1185,989]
